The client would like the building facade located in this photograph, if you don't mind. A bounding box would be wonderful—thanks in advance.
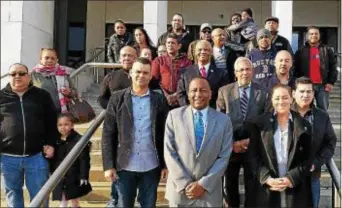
[1,0,341,90]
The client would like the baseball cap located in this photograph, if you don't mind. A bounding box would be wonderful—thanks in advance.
[200,23,212,31]
[257,29,272,40]
[264,16,279,24]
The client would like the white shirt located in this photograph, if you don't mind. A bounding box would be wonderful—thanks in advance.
[198,63,211,75]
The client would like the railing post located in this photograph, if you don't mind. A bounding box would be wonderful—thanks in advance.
[334,184,341,208]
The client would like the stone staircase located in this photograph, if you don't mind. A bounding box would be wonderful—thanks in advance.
[1,80,339,207]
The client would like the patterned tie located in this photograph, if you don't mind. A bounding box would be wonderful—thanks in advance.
[240,87,249,118]
[200,67,207,78]
[194,111,204,153]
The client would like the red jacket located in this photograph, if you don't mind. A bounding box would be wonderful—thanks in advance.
[152,54,192,94]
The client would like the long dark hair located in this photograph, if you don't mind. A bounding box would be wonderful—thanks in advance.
[133,27,155,48]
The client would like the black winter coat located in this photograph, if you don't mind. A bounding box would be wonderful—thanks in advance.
[52,130,92,200]
[294,42,338,85]
[0,84,59,155]
[247,111,313,207]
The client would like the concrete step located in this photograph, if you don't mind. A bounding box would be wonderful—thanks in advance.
[0,182,168,203]
[0,200,108,207]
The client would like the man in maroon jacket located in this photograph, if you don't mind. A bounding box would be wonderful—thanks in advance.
[152,33,192,108]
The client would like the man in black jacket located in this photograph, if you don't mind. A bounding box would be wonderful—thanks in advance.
[264,16,293,55]
[292,77,337,208]
[98,46,136,109]
[157,13,193,54]
[294,26,338,111]
[101,58,169,207]
[0,63,59,207]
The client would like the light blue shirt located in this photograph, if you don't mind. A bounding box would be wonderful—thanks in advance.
[238,82,251,100]
[213,46,227,70]
[273,112,293,177]
[124,90,159,172]
[273,112,292,208]
[191,107,209,127]
[191,107,209,153]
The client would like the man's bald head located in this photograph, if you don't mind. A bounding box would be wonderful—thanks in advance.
[195,40,212,65]
[211,28,226,47]
[275,50,293,76]
[120,46,137,70]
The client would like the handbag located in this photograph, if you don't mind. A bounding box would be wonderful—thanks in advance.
[67,96,96,124]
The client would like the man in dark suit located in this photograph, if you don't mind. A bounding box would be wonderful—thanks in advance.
[177,40,228,108]
[216,57,269,207]
[292,77,337,208]
[101,57,169,207]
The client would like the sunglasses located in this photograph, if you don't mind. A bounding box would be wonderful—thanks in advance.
[10,72,28,77]
[202,30,212,34]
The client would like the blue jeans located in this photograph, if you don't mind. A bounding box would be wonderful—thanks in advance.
[1,152,49,207]
[314,84,329,111]
[311,177,321,208]
[105,181,118,207]
[116,167,161,208]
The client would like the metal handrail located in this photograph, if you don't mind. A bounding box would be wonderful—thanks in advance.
[1,73,9,79]
[70,62,122,79]
[326,158,341,197]
[29,110,106,207]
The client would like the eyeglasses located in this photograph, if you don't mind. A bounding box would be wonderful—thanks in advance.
[157,50,167,53]
[202,30,212,34]
[235,68,252,73]
[10,72,28,77]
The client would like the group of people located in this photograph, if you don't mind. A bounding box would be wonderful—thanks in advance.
[1,49,92,207]
[0,7,338,208]
[100,8,338,208]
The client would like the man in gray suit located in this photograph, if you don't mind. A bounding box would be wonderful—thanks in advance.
[216,57,269,207]
[164,77,233,207]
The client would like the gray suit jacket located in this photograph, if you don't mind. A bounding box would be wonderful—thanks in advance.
[164,106,233,206]
[216,82,269,140]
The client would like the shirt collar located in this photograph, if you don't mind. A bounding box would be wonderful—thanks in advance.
[213,46,225,51]
[131,89,150,97]
[292,103,314,116]
[273,111,293,121]
[191,106,209,116]
[199,62,211,71]
[238,82,251,89]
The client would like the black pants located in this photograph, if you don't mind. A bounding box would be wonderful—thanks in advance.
[223,152,256,207]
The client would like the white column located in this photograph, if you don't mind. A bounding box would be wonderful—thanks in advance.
[143,1,167,46]
[272,1,293,44]
[1,1,54,88]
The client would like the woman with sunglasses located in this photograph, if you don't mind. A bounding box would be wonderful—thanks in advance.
[247,84,313,207]
[31,48,77,113]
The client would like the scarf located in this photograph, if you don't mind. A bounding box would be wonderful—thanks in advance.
[32,64,70,113]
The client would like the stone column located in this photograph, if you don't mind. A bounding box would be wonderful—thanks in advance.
[1,1,54,87]
[272,1,293,44]
[143,1,168,46]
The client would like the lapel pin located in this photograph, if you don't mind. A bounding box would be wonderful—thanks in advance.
[269,118,274,122]
[210,70,214,73]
